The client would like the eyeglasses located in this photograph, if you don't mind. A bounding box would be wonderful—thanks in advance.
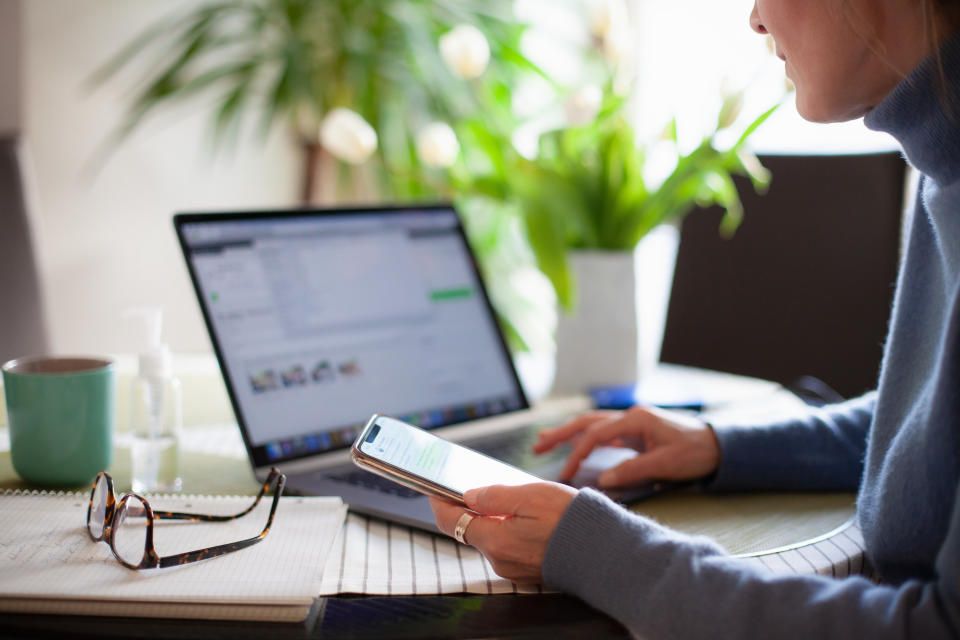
[85,467,286,570]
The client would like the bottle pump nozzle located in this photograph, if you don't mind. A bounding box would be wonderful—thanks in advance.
[124,307,171,378]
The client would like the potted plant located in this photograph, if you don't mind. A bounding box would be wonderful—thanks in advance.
[449,85,781,392]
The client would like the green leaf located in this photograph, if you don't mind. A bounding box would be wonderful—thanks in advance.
[733,100,782,149]
[523,203,574,310]
[661,117,678,143]
[496,41,554,85]
[213,77,252,143]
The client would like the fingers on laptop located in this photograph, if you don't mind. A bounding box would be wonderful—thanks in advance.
[557,419,627,480]
[532,411,622,454]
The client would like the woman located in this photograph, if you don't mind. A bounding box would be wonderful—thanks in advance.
[431,0,960,637]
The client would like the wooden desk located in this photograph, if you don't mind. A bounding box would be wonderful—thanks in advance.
[0,365,861,638]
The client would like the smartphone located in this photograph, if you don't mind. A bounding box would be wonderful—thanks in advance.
[351,414,544,503]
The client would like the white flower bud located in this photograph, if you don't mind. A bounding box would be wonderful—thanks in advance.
[416,122,460,169]
[586,0,628,39]
[717,90,745,130]
[439,24,490,79]
[603,25,632,67]
[319,107,378,165]
[564,85,603,126]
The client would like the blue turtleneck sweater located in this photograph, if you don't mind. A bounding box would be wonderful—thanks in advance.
[542,33,960,639]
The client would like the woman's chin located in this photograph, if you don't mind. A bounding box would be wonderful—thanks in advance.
[794,93,868,124]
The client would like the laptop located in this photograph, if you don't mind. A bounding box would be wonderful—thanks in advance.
[173,204,592,532]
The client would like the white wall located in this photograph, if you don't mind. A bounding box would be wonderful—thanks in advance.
[23,1,300,356]
[0,0,21,132]
[633,0,898,154]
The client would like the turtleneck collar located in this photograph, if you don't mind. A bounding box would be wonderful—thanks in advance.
[864,30,960,185]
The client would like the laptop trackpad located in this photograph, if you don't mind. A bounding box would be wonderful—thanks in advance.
[570,447,685,504]
[569,446,638,487]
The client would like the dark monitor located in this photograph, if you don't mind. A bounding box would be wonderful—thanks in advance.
[660,152,907,399]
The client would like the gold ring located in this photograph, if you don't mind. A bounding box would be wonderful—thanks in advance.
[454,511,476,545]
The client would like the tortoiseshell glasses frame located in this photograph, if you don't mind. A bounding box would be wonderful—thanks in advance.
[85,467,286,570]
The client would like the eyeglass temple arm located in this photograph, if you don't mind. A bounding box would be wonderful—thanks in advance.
[151,469,282,522]
[157,534,262,568]
[156,475,286,569]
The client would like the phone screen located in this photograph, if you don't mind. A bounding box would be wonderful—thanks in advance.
[357,416,542,496]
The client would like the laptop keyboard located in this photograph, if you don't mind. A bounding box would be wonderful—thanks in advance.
[469,426,568,467]
[328,470,423,498]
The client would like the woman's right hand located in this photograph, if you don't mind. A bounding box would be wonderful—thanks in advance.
[533,405,722,489]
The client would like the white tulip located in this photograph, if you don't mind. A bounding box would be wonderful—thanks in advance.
[586,0,628,39]
[717,89,745,130]
[416,122,460,168]
[564,85,603,126]
[602,25,633,67]
[319,107,378,165]
[439,24,490,79]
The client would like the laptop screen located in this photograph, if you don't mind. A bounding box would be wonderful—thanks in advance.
[175,205,528,467]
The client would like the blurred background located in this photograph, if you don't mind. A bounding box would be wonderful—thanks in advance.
[0,0,898,385]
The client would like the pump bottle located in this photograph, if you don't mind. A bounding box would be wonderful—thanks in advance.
[128,308,182,493]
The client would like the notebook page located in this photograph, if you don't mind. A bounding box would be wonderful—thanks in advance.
[318,513,542,595]
[0,492,347,605]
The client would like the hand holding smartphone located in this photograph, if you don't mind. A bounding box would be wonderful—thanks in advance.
[351,414,543,504]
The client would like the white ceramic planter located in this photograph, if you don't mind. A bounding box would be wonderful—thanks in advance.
[551,223,680,395]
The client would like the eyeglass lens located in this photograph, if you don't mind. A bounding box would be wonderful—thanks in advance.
[88,474,109,539]
[113,496,149,567]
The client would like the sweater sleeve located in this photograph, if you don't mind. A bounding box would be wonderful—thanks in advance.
[542,488,960,640]
[707,392,876,492]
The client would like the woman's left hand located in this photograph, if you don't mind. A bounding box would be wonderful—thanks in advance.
[430,482,578,584]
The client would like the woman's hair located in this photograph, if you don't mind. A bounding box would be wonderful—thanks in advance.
[837,0,959,69]
[926,0,960,117]
[925,1,960,61]
[929,0,960,36]
[837,0,959,115]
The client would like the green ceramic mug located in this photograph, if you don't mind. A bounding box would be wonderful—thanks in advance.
[2,356,115,486]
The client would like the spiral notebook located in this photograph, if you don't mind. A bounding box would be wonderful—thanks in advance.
[0,490,347,621]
